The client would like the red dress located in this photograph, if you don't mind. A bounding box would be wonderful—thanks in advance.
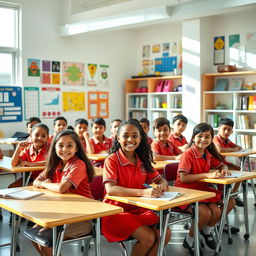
[175,144,223,210]
[102,148,160,242]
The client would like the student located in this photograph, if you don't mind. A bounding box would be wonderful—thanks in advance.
[169,114,188,151]
[110,118,122,139]
[48,116,67,143]
[151,117,182,161]
[32,130,94,256]
[175,123,235,255]
[213,117,244,207]
[26,117,41,140]
[139,117,153,145]
[102,119,171,256]
[74,118,93,153]
[10,123,50,187]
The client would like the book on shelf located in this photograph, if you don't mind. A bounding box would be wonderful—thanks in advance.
[152,111,165,121]
[240,96,249,110]
[236,134,252,149]
[129,111,147,119]
[248,96,256,111]
[155,80,164,92]
[252,135,256,149]
[214,78,228,91]
[228,78,244,91]
[0,188,43,200]
[162,80,174,92]
[237,115,251,129]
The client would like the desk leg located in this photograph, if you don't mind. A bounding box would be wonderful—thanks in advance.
[23,172,32,186]
[10,214,18,256]
[192,202,199,256]
[245,156,256,205]
[95,218,102,256]
[157,209,170,256]
[215,184,232,255]
[242,181,250,240]
[52,227,57,256]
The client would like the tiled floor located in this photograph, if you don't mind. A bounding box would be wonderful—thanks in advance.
[1,174,256,255]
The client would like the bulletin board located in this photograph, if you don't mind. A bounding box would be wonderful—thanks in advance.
[0,86,22,122]
[88,91,109,119]
[24,87,40,120]
[62,91,85,111]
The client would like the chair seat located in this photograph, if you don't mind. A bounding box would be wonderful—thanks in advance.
[24,227,53,247]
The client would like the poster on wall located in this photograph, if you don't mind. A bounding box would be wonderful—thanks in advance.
[24,87,39,120]
[246,32,256,54]
[229,34,240,65]
[86,63,98,86]
[62,91,85,111]
[214,36,225,65]
[0,86,22,122]
[41,87,61,119]
[62,62,85,86]
[98,64,109,87]
[28,58,40,76]
[88,91,109,119]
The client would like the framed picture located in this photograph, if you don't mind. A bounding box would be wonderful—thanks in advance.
[229,78,244,91]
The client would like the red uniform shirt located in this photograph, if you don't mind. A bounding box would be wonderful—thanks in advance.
[80,139,88,153]
[42,155,93,199]
[151,139,182,156]
[103,148,160,211]
[147,136,153,145]
[168,134,188,147]
[19,142,50,180]
[47,134,54,144]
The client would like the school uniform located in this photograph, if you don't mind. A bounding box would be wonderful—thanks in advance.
[80,139,88,153]
[47,134,54,144]
[89,136,112,167]
[168,133,188,147]
[175,144,223,209]
[102,148,160,242]
[19,142,49,180]
[151,139,183,156]
[147,136,153,145]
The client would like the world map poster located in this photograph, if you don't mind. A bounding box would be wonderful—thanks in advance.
[62,62,85,86]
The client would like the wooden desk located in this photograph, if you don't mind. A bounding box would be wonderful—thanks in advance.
[107,186,215,256]
[153,160,179,171]
[94,167,103,177]
[0,138,20,145]
[201,171,256,254]
[0,186,123,256]
[0,156,45,186]
[87,153,108,161]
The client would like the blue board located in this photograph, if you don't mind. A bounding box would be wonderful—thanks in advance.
[155,56,177,72]
[0,86,22,122]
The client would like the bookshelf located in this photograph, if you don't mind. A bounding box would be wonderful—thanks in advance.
[202,71,256,148]
[125,76,182,134]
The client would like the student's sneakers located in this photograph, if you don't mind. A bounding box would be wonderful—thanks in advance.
[183,237,204,256]
[235,196,244,207]
[200,230,216,250]
[223,224,240,234]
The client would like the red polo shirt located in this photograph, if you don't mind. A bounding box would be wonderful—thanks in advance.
[213,134,237,149]
[19,142,50,180]
[151,139,182,156]
[168,134,188,147]
[89,136,112,153]
[147,136,153,145]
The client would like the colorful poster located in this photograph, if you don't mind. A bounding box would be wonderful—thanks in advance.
[229,34,240,65]
[28,58,40,76]
[246,32,256,54]
[41,87,61,119]
[143,45,150,58]
[152,44,160,53]
[24,87,39,120]
[88,91,109,119]
[214,36,225,65]
[86,63,98,86]
[163,43,170,52]
[52,61,60,72]
[62,62,84,86]
[62,91,85,111]
[41,73,51,84]
[0,86,22,122]
[52,73,60,84]
[98,64,109,87]
[42,60,51,72]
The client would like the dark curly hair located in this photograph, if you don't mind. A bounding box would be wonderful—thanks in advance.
[110,119,155,173]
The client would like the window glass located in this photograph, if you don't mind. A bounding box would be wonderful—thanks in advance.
[0,53,13,85]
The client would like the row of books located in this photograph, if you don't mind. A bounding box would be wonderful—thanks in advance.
[151,97,165,108]
[236,115,251,129]
[239,95,256,110]
[214,77,256,91]
[129,96,147,108]
[170,97,182,109]
[207,114,232,128]
[236,134,256,149]
[129,111,147,119]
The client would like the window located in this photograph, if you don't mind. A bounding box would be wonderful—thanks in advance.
[0,3,21,86]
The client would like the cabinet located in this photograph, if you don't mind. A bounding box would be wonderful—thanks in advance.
[202,71,256,148]
[125,76,182,135]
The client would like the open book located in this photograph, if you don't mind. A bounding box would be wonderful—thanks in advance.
[225,172,244,178]
[0,188,43,200]
[140,192,183,201]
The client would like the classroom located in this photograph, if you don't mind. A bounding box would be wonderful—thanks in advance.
[0,0,256,255]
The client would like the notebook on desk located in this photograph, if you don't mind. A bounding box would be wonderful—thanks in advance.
[140,191,183,201]
[0,188,43,200]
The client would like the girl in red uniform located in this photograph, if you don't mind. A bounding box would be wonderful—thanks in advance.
[175,123,235,255]
[102,119,171,256]
[32,129,95,256]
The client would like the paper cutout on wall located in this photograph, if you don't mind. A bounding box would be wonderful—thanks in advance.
[52,61,60,72]
[24,87,39,120]
[88,91,109,119]
[42,60,51,72]
[98,64,109,87]
[52,73,60,84]
[63,62,84,86]
[62,91,85,111]
[86,63,97,86]
[28,59,40,76]
[41,73,51,84]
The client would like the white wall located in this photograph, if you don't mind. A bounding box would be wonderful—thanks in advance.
[1,0,137,139]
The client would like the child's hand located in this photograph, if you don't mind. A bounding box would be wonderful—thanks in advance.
[221,169,231,176]
[83,131,90,140]
[17,141,30,149]
[156,183,168,192]
[143,187,164,198]
[207,171,224,179]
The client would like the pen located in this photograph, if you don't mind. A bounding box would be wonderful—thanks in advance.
[143,183,153,188]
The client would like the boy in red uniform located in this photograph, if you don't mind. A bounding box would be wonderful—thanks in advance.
[139,117,153,145]
[213,118,243,207]
[89,117,112,167]
[26,117,41,142]
[109,118,122,140]
[48,116,67,144]
[168,114,188,151]
[151,117,182,161]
